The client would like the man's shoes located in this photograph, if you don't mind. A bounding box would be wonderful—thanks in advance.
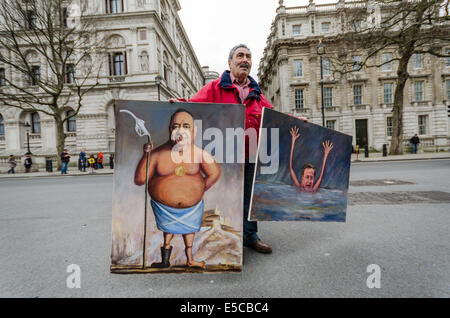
[244,240,272,254]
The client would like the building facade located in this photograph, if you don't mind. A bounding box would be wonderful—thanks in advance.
[0,0,217,170]
[258,0,450,151]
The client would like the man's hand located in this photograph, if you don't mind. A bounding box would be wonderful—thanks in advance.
[169,98,176,103]
[290,126,300,143]
[322,140,334,156]
[289,114,308,122]
[143,142,153,154]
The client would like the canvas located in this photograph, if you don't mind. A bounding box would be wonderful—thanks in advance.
[111,100,245,273]
[249,108,352,222]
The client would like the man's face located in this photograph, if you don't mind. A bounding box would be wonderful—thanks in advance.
[228,47,252,80]
[170,112,195,147]
[301,168,315,190]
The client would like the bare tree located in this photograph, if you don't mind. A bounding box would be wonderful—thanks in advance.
[0,0,104,168]
[332,0,450,155]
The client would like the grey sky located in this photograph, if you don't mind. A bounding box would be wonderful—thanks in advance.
[178,0,332,81]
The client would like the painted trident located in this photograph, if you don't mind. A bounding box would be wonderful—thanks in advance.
[120,109,152,269]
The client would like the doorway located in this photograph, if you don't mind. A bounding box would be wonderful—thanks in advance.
[355,119,368,148]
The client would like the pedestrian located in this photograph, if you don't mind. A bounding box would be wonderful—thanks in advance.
[88,155,96,173]
[7,155,16,174]
[170,44,305,254]
[79,148,87,172]
[97,151,104,169]
[94,154,98,169]
[410,134,420,154]
[24,153,32,173]
[60,149,71,174]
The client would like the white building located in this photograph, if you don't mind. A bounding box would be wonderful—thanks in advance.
[0,0,218,170]
[258,0,450,152]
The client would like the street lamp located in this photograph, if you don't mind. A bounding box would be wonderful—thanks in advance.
[155,75,162,101]
[317,39,326,127]
[24,122,32,154]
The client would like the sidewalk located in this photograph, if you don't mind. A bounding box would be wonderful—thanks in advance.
[1,152,449,179]
[0,168,114,179]
[351,151,450,163]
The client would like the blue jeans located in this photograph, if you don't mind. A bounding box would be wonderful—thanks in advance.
[243,162,259,244]
[61,161,68,174]
[411,144,418,154]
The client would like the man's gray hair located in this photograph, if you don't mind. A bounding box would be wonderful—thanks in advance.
[228,44,251,60]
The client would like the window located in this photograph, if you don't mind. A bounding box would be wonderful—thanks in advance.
[322,58,331,76]
[26,10,37,29]
[109,52,127,76]
[382,53,393,71]
[293,60,303,77]
[413,53,422,69]
[0,68,5,86]
[139,29,147,41]
[386,117,393,137]
[31,112,40,134]
[414,81,424,101]
[352,56,362,72]
[324,87,333,107]
[66,110,76,132]
[418,115,428,135]
[326,120,336,130]
[65,64,75,84]
[311,16,315,34]
[62,7,68,27]
[30,66,40,86]
[295,89,304,109]
[446,79,450,100]
[0,114,4,135]
[353,85,362,105]
[384,83,393,104]
[106,0,123,13]
[321,22,331,33]
[292,24,301,35]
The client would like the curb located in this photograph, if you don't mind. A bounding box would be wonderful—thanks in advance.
[0,171,114,180]
[351,156,450,164]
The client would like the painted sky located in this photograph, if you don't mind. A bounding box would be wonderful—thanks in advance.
[178,0,334,81]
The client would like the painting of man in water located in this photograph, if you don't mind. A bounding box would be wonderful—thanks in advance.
[111,100,245,273]
[249,108,352,222]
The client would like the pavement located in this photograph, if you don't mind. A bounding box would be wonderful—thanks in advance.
[0,151,449,179]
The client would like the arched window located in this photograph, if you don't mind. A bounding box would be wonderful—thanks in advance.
[66,110,76,132]
[31,112,40,134]
[0,114,4,135]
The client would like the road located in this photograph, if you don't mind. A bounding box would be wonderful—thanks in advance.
[1,159,449,297]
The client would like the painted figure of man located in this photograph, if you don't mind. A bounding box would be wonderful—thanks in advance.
[134,109,221,269]
[289,126,334,192]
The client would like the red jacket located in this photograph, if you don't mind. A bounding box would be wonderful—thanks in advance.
[184,71,273,158]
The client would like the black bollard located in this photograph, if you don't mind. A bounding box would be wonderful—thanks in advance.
[364,145,369,158]
[382,144,387,157]
[109,154,114,169]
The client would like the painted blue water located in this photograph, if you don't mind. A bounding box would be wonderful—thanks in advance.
[251,181,347,222]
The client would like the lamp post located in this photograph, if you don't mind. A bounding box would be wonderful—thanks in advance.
[155,75,162,101]
[317,39,326,127]
[24,122,32,154]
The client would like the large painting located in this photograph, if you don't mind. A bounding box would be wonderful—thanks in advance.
[111,100,245,273]
[249,108,352,222]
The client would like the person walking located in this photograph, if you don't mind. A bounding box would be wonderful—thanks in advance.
[60,149,71,174]
[24,153,32,173]
[410,134,420,154]
[79,148,87,172]
[97,151,104,169]
[7,155,16,174]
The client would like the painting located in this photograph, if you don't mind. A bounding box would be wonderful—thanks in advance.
[249,108,352,222]
[111,100,245,273]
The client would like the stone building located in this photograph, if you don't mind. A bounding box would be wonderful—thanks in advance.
[0,0,218,170]
[258,0,450,151]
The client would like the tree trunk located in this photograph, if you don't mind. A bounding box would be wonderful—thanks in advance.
[389,54,412,155]
[55,116,66,171]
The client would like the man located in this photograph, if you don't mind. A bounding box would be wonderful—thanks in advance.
[60,149,71,174]
[97,152,104,169]
[7,155,16,174]
[134,109,221,269]
[24,153,32,173]
[410,134,420,154]
[289,126,334,192]
[79,148,87,172]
